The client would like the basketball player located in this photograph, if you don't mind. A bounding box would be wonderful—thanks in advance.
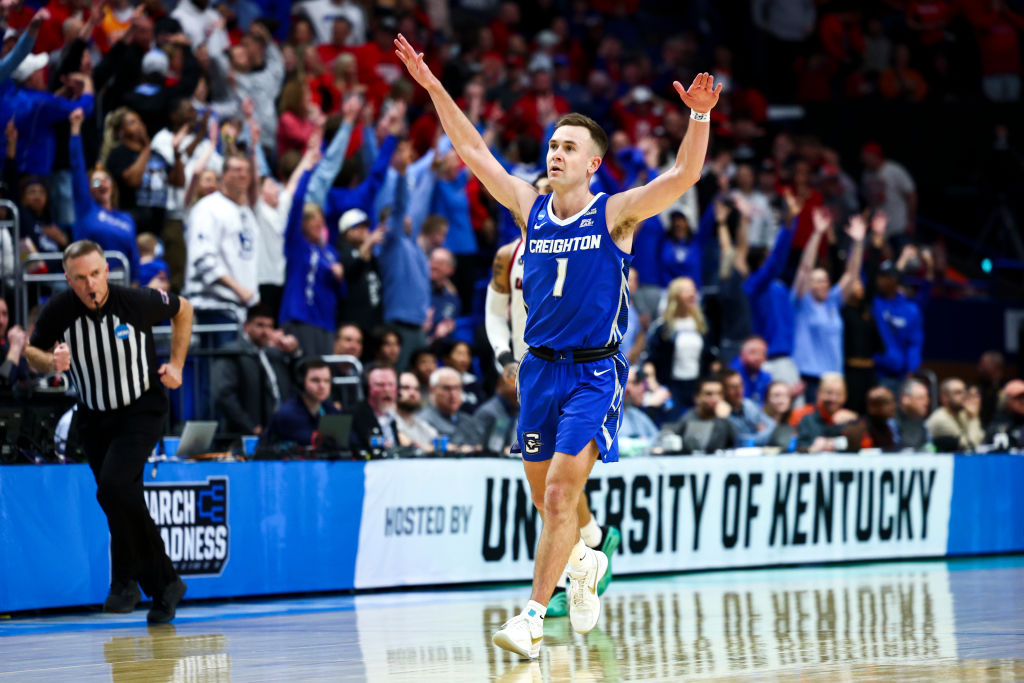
[396,34,721,659]
[485,177,622,618]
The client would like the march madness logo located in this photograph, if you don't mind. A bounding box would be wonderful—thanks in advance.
[145,477,229,576]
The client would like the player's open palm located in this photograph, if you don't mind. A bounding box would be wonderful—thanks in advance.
[674,73,723,114]
[394,34,439,91]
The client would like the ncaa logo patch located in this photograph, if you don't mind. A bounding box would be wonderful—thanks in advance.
[114,323,130,340]
[523,432,542,455]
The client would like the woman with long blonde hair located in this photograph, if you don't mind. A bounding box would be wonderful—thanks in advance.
[644,276,714,416]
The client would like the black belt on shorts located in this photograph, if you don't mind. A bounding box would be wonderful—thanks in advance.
[528,345,619,363]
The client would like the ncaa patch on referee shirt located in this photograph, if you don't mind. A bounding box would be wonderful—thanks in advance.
[114,324,130,340]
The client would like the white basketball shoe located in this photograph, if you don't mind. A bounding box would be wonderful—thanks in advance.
[493,610,544,659]
[567,548,608,634]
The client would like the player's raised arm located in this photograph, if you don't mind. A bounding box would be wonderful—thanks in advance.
[394,34,537,233]
[606,73,723,235]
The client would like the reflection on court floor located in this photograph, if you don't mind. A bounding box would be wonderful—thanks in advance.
[1,557,1022,682]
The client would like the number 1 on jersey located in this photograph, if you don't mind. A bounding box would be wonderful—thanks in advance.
[552,257,568,297]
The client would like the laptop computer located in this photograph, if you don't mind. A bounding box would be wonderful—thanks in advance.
[318,414,353,450]
[176,421,218,458]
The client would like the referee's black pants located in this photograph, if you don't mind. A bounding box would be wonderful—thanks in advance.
[81,408,178,598]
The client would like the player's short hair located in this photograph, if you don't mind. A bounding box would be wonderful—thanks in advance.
[62,239,104,267]
[554,113,609,158]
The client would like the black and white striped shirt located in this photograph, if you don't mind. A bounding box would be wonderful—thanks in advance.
[30,286,180,413]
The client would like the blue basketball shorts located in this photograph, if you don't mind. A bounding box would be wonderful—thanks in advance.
[516,351,628,463]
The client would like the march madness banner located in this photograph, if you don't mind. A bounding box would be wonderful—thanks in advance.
[144,476,230,577]
[353,455,953,588]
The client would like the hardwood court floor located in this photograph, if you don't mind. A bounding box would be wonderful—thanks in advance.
[1,556,1022,681]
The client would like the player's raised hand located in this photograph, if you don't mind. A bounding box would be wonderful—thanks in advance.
[158,362,183,389]
[52,342,71,372]
[674,73,723,114]
[394,33,439,91]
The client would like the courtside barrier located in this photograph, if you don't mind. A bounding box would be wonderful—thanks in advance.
[0,461,365,612]
[2,454,1022,612]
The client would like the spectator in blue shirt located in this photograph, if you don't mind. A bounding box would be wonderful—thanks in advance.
[279,141,347,357]
[620,366,659,441]
[376,142,430,372]
[136,234,170,291]
[746,210,798,392]
[745,187,798,393]
[68,108,140,283]
[428,247,461,343]
[721,369,776,445]
[310,99,400,245]
[428,139,478,311]
[872,261,924,392]
[260,358,340,450]
[9,57,94,178]
[792,209,865,403]
[731,336,773,405]
[659,205,713,288]
[0,7,47,155]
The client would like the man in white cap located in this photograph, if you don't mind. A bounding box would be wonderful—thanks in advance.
[0,8,48,85]
[337,206,385,335]
[123,39,200,137]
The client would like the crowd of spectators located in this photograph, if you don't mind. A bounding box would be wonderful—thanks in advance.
[0,0,1022,459]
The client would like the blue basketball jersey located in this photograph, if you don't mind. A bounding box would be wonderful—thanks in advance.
[522,192,633,350]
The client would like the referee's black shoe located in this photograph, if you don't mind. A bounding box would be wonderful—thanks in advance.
[103,580,141,613]
[147,578,187,624]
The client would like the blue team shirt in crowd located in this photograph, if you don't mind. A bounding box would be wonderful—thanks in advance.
[69,135,140,281]
[873,293,924,378]
[279,171,347,333]
[792,283,844,378]
[746,223,795,358]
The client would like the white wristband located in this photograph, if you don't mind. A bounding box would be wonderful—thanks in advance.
[690,109,710,122]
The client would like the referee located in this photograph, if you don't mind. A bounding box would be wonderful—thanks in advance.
[25,240,194,623]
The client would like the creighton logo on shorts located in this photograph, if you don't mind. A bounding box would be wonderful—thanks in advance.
[144,476,229,576]
[523,432,542,455]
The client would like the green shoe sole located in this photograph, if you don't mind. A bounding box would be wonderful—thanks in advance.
[597,527,621,596]
[546,590,568,618]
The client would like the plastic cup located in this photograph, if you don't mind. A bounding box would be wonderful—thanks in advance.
[242,436,258,456]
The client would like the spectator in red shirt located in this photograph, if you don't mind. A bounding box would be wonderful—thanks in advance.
[502,55,569,144]
[315,16,352,67]
[965,0,1024,102]
[277,79,325,159]
[611,86,664,143]
[906,0,953,47]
